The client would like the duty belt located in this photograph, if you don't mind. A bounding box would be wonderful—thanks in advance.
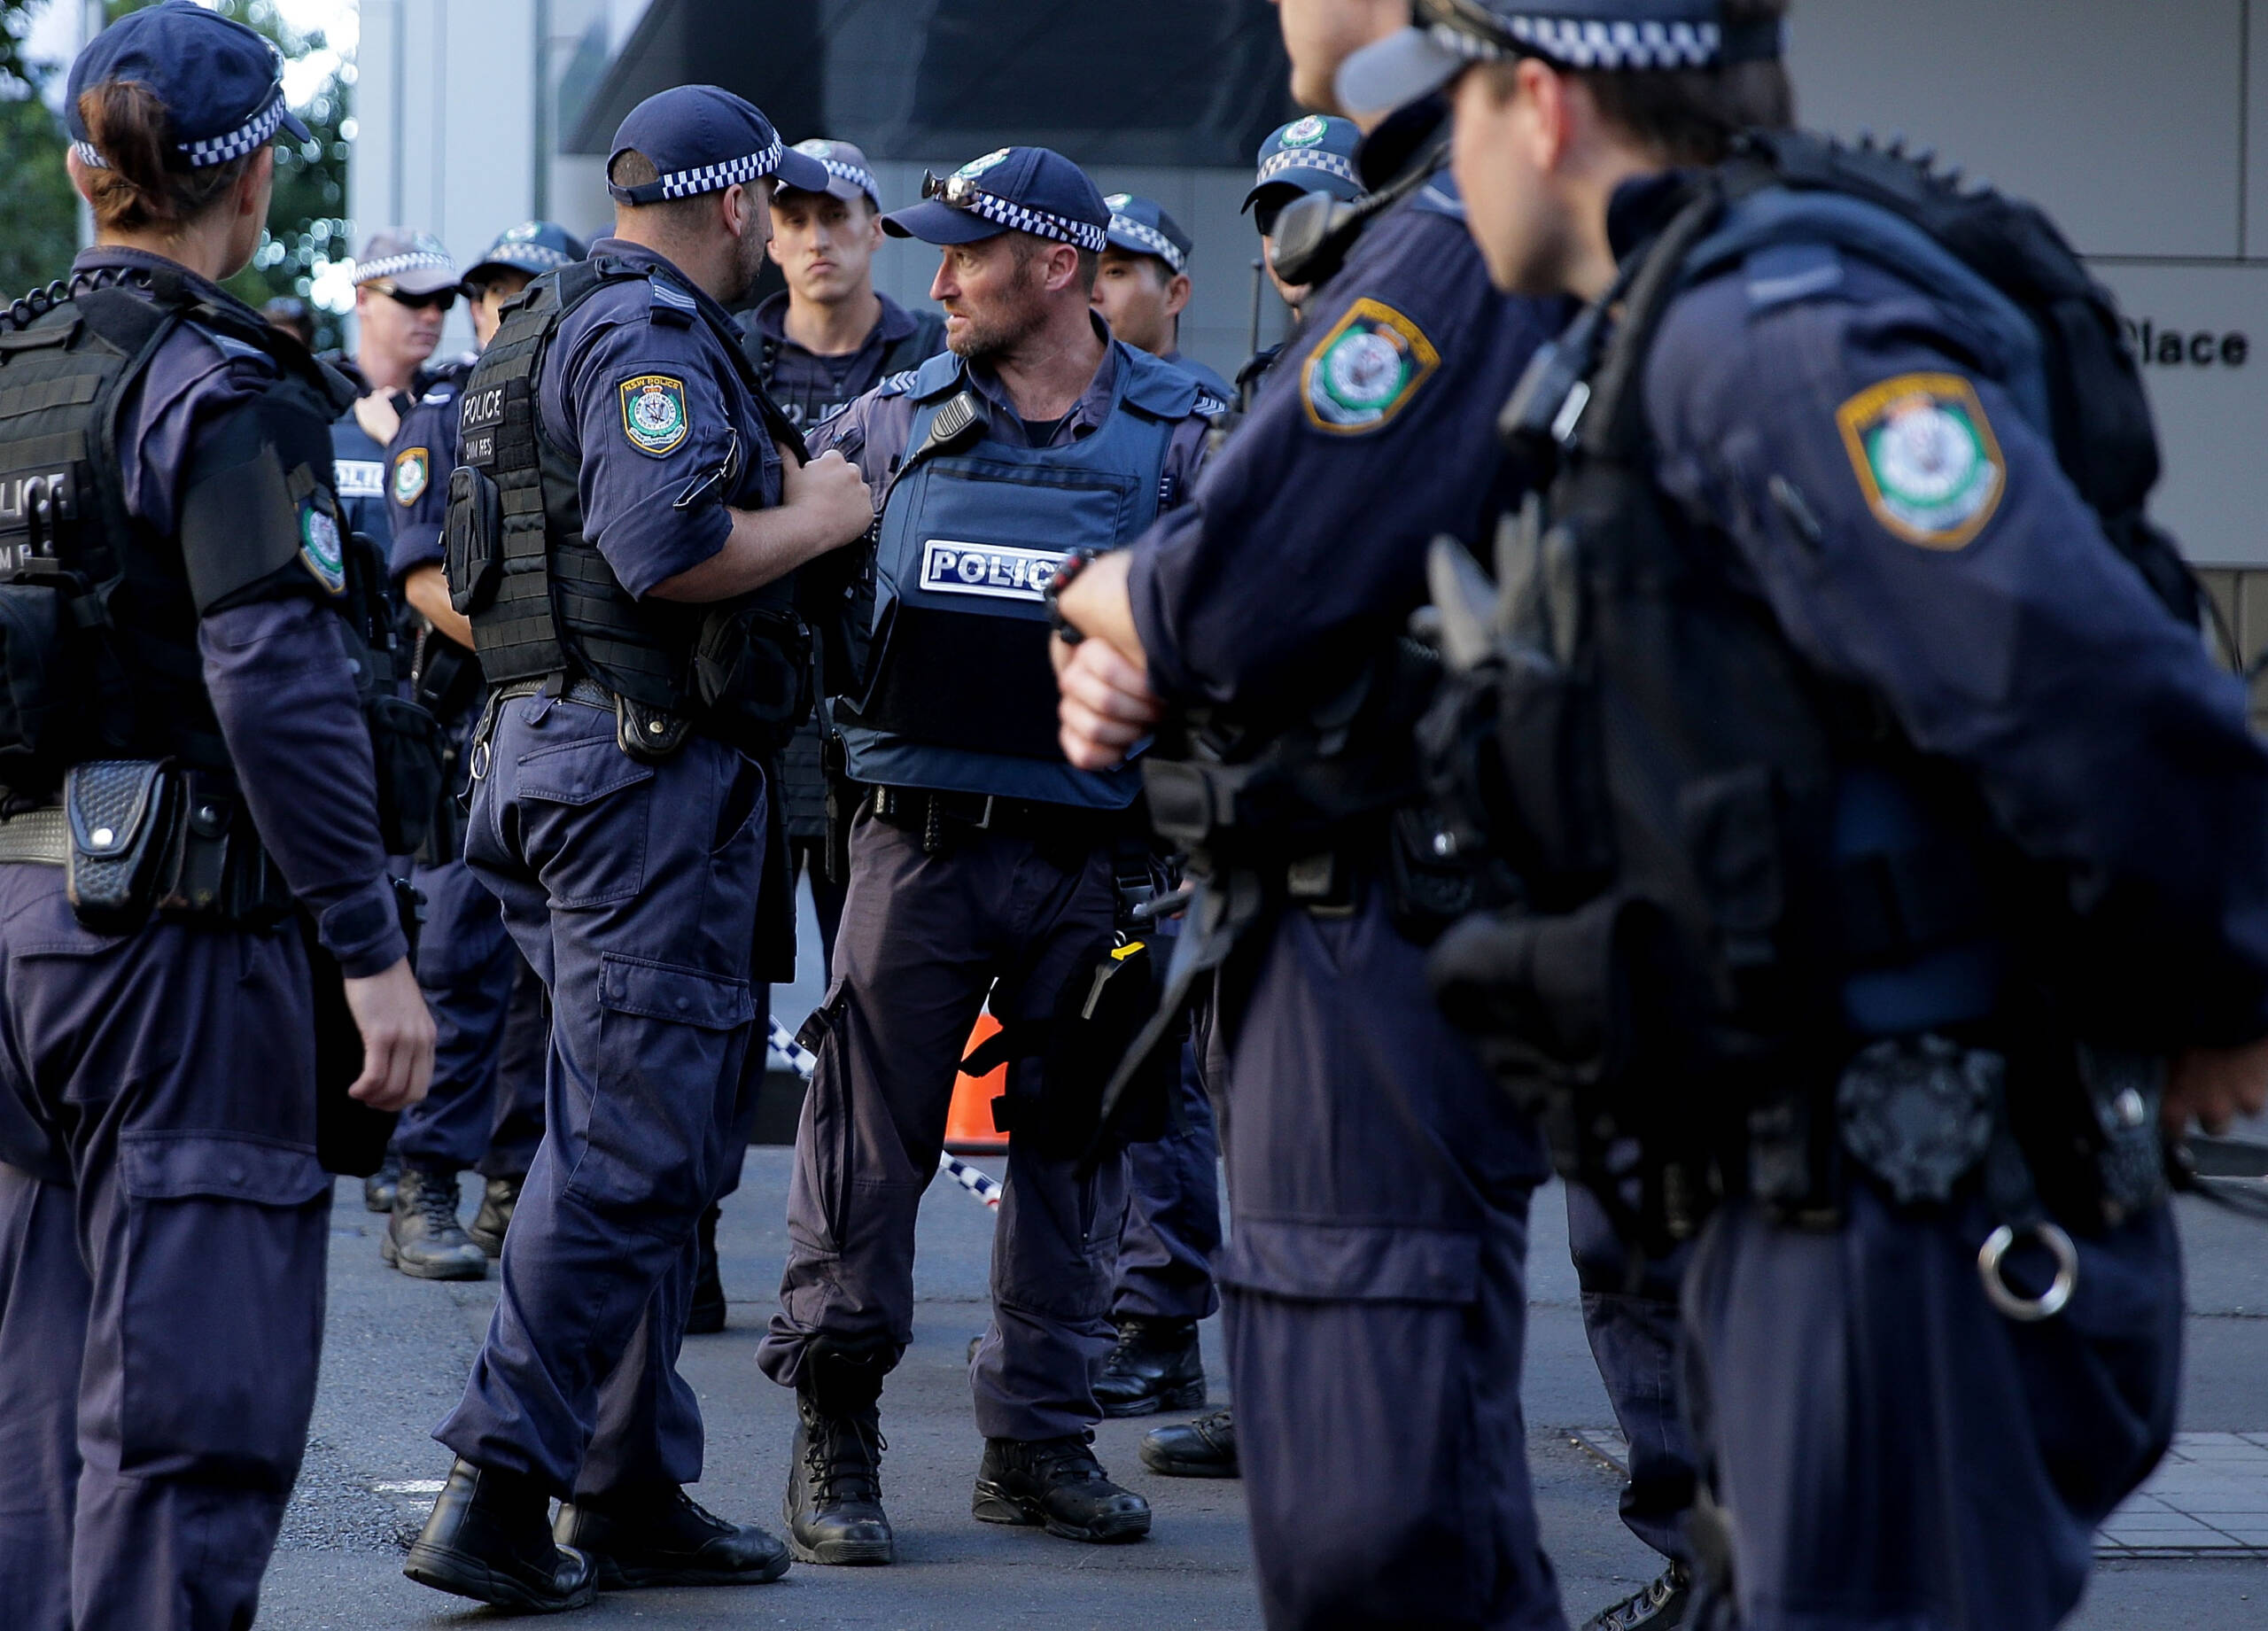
[495,674,616,710]
[0,805,65,866]
[867,784,1138,851]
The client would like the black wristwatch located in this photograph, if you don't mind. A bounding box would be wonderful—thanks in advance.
[1045,546,1103,646]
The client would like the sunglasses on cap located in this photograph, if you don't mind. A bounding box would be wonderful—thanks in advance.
[370,283,456,314]
[920,170,993,210]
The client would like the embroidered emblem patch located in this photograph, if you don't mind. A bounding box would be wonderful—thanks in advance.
[1281,115,1329,148]
[392,447,430,507]
[1836,373,2005,550]
[796,139,835,160]
[620,375,690,457]
[958,148,1012,181]
[299,501,346,596]
[1105,192,1132,210]
[1303,299,1440,435]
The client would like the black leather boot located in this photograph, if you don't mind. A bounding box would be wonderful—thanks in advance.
[555,1482,790,1589]
[467,1174,522,1257]
[382,1168,489,1281]
[786,1389,895,1564]
[404,1457,595,1612]
[362,1150,400,1213]
[1139,1407,1239,1479]
[687,1203,726,1334]
[1580,1565,1691,1631]
[972,1433,1151,1543]
[1093,1316,1206,1417]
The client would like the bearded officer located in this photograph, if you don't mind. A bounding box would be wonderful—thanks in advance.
[758,144,1216,1565]
[402,88,874,1612]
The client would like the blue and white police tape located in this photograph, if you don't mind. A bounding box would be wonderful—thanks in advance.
[767,1014,1002,1211]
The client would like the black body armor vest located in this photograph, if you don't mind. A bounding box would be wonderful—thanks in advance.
[447,258,809,757]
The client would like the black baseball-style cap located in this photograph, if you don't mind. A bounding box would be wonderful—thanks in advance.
[66,0,312,173]
[1338,0,1786,115]
[883,147,1111,252]
[1103,195,1194,276]
[606,85,829,206]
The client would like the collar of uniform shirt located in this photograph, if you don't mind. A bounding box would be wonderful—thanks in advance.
[586,235,750,342]
[73,243,245,314]
[955,311,1121,447]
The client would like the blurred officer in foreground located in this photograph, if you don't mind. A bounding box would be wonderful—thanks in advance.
[0,6,435,1626]
[1050,0,1570,1620]
[330,228,454,570]
[404,88,872,1612]
[1236,113,1365,403]
[1370,1,2268,1625]
[376,221,586,1281]
[760,144,1216,1565]
[1095,193,1233,399]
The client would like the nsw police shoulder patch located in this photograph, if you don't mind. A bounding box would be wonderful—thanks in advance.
[392,447,430,508]
[1836,372,2005,551]
[299,501,346,596]
[620,374,691,457]
[1303,299,1439,436]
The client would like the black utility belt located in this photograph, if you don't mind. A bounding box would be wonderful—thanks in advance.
[0,760,291,933]
[496,674,616,710]
[492,673,718,765]
[867,784,1139,850]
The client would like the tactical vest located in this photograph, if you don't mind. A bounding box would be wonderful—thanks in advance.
[830,344,1198,809]
[447,257,810,757]
[1425,134,2192,1236]
[0,265,362,797]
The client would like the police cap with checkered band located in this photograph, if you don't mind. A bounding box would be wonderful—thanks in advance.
[882,147,1112,254]
[1102,195,1194,276]
[1244,115,1365,214]
[65,0,313,176]
[1337,0,1786,117]
[605,84,828,206]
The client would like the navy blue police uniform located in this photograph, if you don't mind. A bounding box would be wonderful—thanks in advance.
[757,146,1216,1563]
[1353,6,2268,1627]
[380,223,588,1270]
[1116,100,1570,1627]
[406,88,829,1611]
[0,10,411,1627]
[1100,193,1233,400]
[334,230,456,551]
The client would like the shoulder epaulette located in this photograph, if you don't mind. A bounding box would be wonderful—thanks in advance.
[648,272,700,329]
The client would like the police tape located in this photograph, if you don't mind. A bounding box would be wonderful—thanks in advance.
[767,1014,1002,1212]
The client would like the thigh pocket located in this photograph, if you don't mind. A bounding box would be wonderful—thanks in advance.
[1216,1216,1480,1305]
[570,953,755,1214]
[113,1132,329,1484]
[515,733,656,909]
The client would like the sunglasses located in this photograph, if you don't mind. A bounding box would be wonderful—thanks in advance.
[920,171,990,211]
[373,283,456,314]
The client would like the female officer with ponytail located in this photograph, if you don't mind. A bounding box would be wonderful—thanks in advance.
[0,8,434,1627]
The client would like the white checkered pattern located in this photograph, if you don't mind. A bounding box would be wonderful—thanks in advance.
[961,190,1109,253]
[656,141,784,200]
[1256,147,1362,190]
[1435,14,1729,69]
[353,249,458,288]
[74,88,289,170]
[1108,214,1186,273]
[815,157,878,201]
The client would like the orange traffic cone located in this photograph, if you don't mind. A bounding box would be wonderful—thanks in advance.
[945,1009,1010,1154]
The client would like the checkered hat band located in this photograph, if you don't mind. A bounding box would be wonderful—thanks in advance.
[820,157,879,199]
[74,88,288,170]
[658,141,783,200]
[485,247,571,271]
[1257,148,1361,189]
[353,251,458,287]
[965,190,1109,252]
[1480,13,1728,69]
[1109,216,1185,272]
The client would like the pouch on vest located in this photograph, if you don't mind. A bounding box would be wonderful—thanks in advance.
[64,758,181,933]
[444,462,503,616]
[693,600,812,757]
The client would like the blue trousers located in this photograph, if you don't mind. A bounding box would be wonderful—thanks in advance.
[1567,1182,1696,1565]
[1111,1043,1222,1323]
[438,694,765,1497]
[392,856,546,1177]
[1218,886,1563,1631]
[0,866,329,1631]
[1683,1183,2181,1630]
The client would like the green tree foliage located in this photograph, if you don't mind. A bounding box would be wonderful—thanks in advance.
[0,2,353,347]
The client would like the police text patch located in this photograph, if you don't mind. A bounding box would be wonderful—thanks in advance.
[299,501,346,596]
[1836,373,2005,550]
[920,540,1067,602]
[1303,299,1439,435]
[620,374,691,457]
[392,447,430,507]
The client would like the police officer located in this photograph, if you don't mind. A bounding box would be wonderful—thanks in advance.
[404,87,872,1612]
[333,229,455,566]
[377,222,587,1280]
[758,144,1215,1565]
[1094,194,1233,400]
[0,7,436,1626]
[1048,2,1571,1622]
[1374,2,2268,1625]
